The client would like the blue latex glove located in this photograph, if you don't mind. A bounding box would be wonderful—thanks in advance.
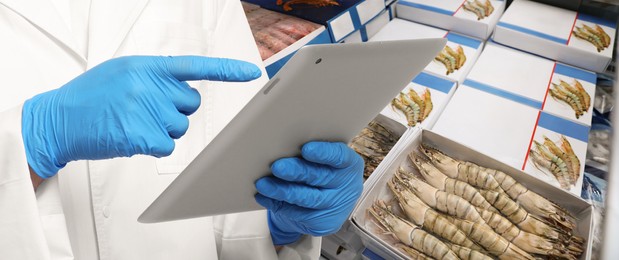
[255,141,364,245]
[22,56,261,178]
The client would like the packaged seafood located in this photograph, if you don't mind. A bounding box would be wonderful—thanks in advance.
[350,129,593,260]
[493,0,616,73]
[369,18,484,84]
[396,0,506,39]
[466,43,597,127]
[433,85,590,195]
[242,2,332,78]
[242,0,385,42]
[378,72,456,129]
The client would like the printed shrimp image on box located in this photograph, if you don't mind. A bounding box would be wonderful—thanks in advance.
[569,16,615,56]
[462,0,494,20]
[380,72,456,129]
[528,135,581,190]
[543,63,596,126]
[572,23,611,52]
[390,88,433,126]
[434,44,466,75]
[548,79,591,119]
[523,113,589,195]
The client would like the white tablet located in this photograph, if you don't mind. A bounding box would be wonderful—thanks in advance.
[139,39,446,223]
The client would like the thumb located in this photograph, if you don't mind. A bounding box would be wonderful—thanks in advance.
[161,56,262,82]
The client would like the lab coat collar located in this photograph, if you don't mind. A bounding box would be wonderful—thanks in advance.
[87,0,150,67]
[0,0,86,62]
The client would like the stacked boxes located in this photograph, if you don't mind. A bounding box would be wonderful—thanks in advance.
[370,19,484,84]
[396,0,506,39]
[494,0,616,72]
[433,43,594,196]
[465,43,596,126]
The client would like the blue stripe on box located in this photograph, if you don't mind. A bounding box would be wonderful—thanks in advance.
[578,13,617,28]
[397,1,454,16]
[362,248,384,260]
[538,112,590,142]
[326,0,370,42]
[464,79,543,109]
[554,64,597,84]
[446,33,482,49]
[265,30,332,78]
[413,72,454,94]
[349,6,363,32]
[498,22,568,44]
[360,27,369,42]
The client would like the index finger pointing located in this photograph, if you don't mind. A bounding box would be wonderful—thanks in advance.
[162,56,262,82]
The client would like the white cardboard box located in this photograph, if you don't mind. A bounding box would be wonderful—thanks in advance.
[378,72,457,129]
[493,0,617,73]
[370,18,484,84]
[339,7,394,43]
[433,85,590,195]
[396,0,506,39]
[466,43,597,126]
[350,129,592,259]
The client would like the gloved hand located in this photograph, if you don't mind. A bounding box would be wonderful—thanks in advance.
[255,141,364,245]
[22,56,261,178]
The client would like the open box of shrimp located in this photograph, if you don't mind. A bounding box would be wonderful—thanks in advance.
[395,0,506,40]
[349,72,457,182]
[350,128,593,260]
[493,0,616,73]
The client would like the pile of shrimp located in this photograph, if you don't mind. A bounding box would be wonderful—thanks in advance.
[391,88,433,127]
[349,121,401,179]
[529,135,582,190]
[368,144,585,259]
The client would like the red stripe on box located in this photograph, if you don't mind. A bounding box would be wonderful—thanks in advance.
[453,0,467,15]
[566,13,579,45]
[522,111,542,170]
[541,62,557,110]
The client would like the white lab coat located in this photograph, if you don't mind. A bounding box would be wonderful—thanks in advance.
[0,0,320,259]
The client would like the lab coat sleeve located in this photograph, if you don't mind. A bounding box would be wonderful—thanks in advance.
[0,105,74,260]
[0,105,51,260]
[210,1,321,259]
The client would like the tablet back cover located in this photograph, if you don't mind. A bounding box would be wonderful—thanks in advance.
[139,39,446,223]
